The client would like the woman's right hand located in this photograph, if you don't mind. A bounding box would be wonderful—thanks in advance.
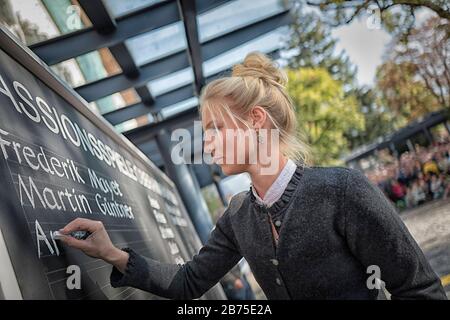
[59,218,129,273]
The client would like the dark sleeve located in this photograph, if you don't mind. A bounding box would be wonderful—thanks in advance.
[341,168,447,300]
[109,209,242,299]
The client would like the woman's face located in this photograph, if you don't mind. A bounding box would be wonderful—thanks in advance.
[202,107,258,176]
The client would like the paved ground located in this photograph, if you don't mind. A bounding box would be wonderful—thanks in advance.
[401,198,450,299]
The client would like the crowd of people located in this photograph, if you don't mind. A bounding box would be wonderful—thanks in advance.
[364,137,450,210]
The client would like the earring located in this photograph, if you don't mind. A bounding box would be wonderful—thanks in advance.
[257,130,264,144]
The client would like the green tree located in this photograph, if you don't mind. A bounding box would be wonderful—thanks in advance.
[286,2,357,87]
[287,68,365,165]
[344,86,398,149]
[305,0,449,38]
[201,185,224,223]
[285,1,396,151]
[389,16,449,108]
[376,61,441,122]
[374,16,448,126]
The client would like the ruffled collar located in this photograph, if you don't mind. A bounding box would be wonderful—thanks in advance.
[249,160,305,218]
[250,159,297,207]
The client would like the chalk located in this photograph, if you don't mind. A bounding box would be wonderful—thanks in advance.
[53,230,92,240]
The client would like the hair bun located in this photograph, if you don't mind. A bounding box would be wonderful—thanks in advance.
[232,51,287,86]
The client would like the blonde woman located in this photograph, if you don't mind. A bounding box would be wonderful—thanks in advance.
[60,52,446,300]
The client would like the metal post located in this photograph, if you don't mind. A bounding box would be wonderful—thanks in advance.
[155,128,213,244]
[212,172,229,207]
[423,128,434,145]
[389,142,399,159]
[444,121,450,136]
[406,139,416,153]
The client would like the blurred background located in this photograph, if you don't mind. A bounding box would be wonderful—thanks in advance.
[1,0,448,299]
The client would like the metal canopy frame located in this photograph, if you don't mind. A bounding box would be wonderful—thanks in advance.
[74,10,291,103]
[344,110,450,164]
[28,0,293,173]
[29,0,229,65]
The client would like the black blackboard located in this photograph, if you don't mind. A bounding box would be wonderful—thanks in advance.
[0,30,224,300]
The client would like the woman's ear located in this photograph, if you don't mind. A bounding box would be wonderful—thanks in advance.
[249,106,267,129]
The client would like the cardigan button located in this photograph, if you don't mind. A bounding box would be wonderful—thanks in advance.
[271,259,279,266]
[275,278,282,286]
[274,220,281,227]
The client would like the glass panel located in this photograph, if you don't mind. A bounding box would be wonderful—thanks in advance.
[104,0,165,18]
[50,58,86,88]
[159,97,198,119]
[203,26,288,77]
[0,0,91,46]
[198,0,286,42]
[147,67,193,97]
[126,0,286,67]
[94,88,140,115]
[115,114,155,133]
[50,47,122,87]
[126,21,187,66]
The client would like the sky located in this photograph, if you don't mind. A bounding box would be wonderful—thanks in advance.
[330,7,434,87]
[331,17,392,87]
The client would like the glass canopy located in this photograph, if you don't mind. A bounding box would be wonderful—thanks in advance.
[2,0,293,165]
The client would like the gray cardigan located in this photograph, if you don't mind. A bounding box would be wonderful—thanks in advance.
[110,165,447,300]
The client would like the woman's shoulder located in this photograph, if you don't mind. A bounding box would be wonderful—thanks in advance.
[306,165,351,173]
[226,191,249,213]
[302,165,355,185]
[299,166,376,198]
[222,166,366,215]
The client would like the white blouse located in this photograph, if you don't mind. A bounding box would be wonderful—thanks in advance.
[250,159,297,208]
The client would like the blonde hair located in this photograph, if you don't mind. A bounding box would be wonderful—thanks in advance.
[199,51,311,166]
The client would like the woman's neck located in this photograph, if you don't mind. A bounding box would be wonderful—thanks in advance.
[248,155,288,199]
